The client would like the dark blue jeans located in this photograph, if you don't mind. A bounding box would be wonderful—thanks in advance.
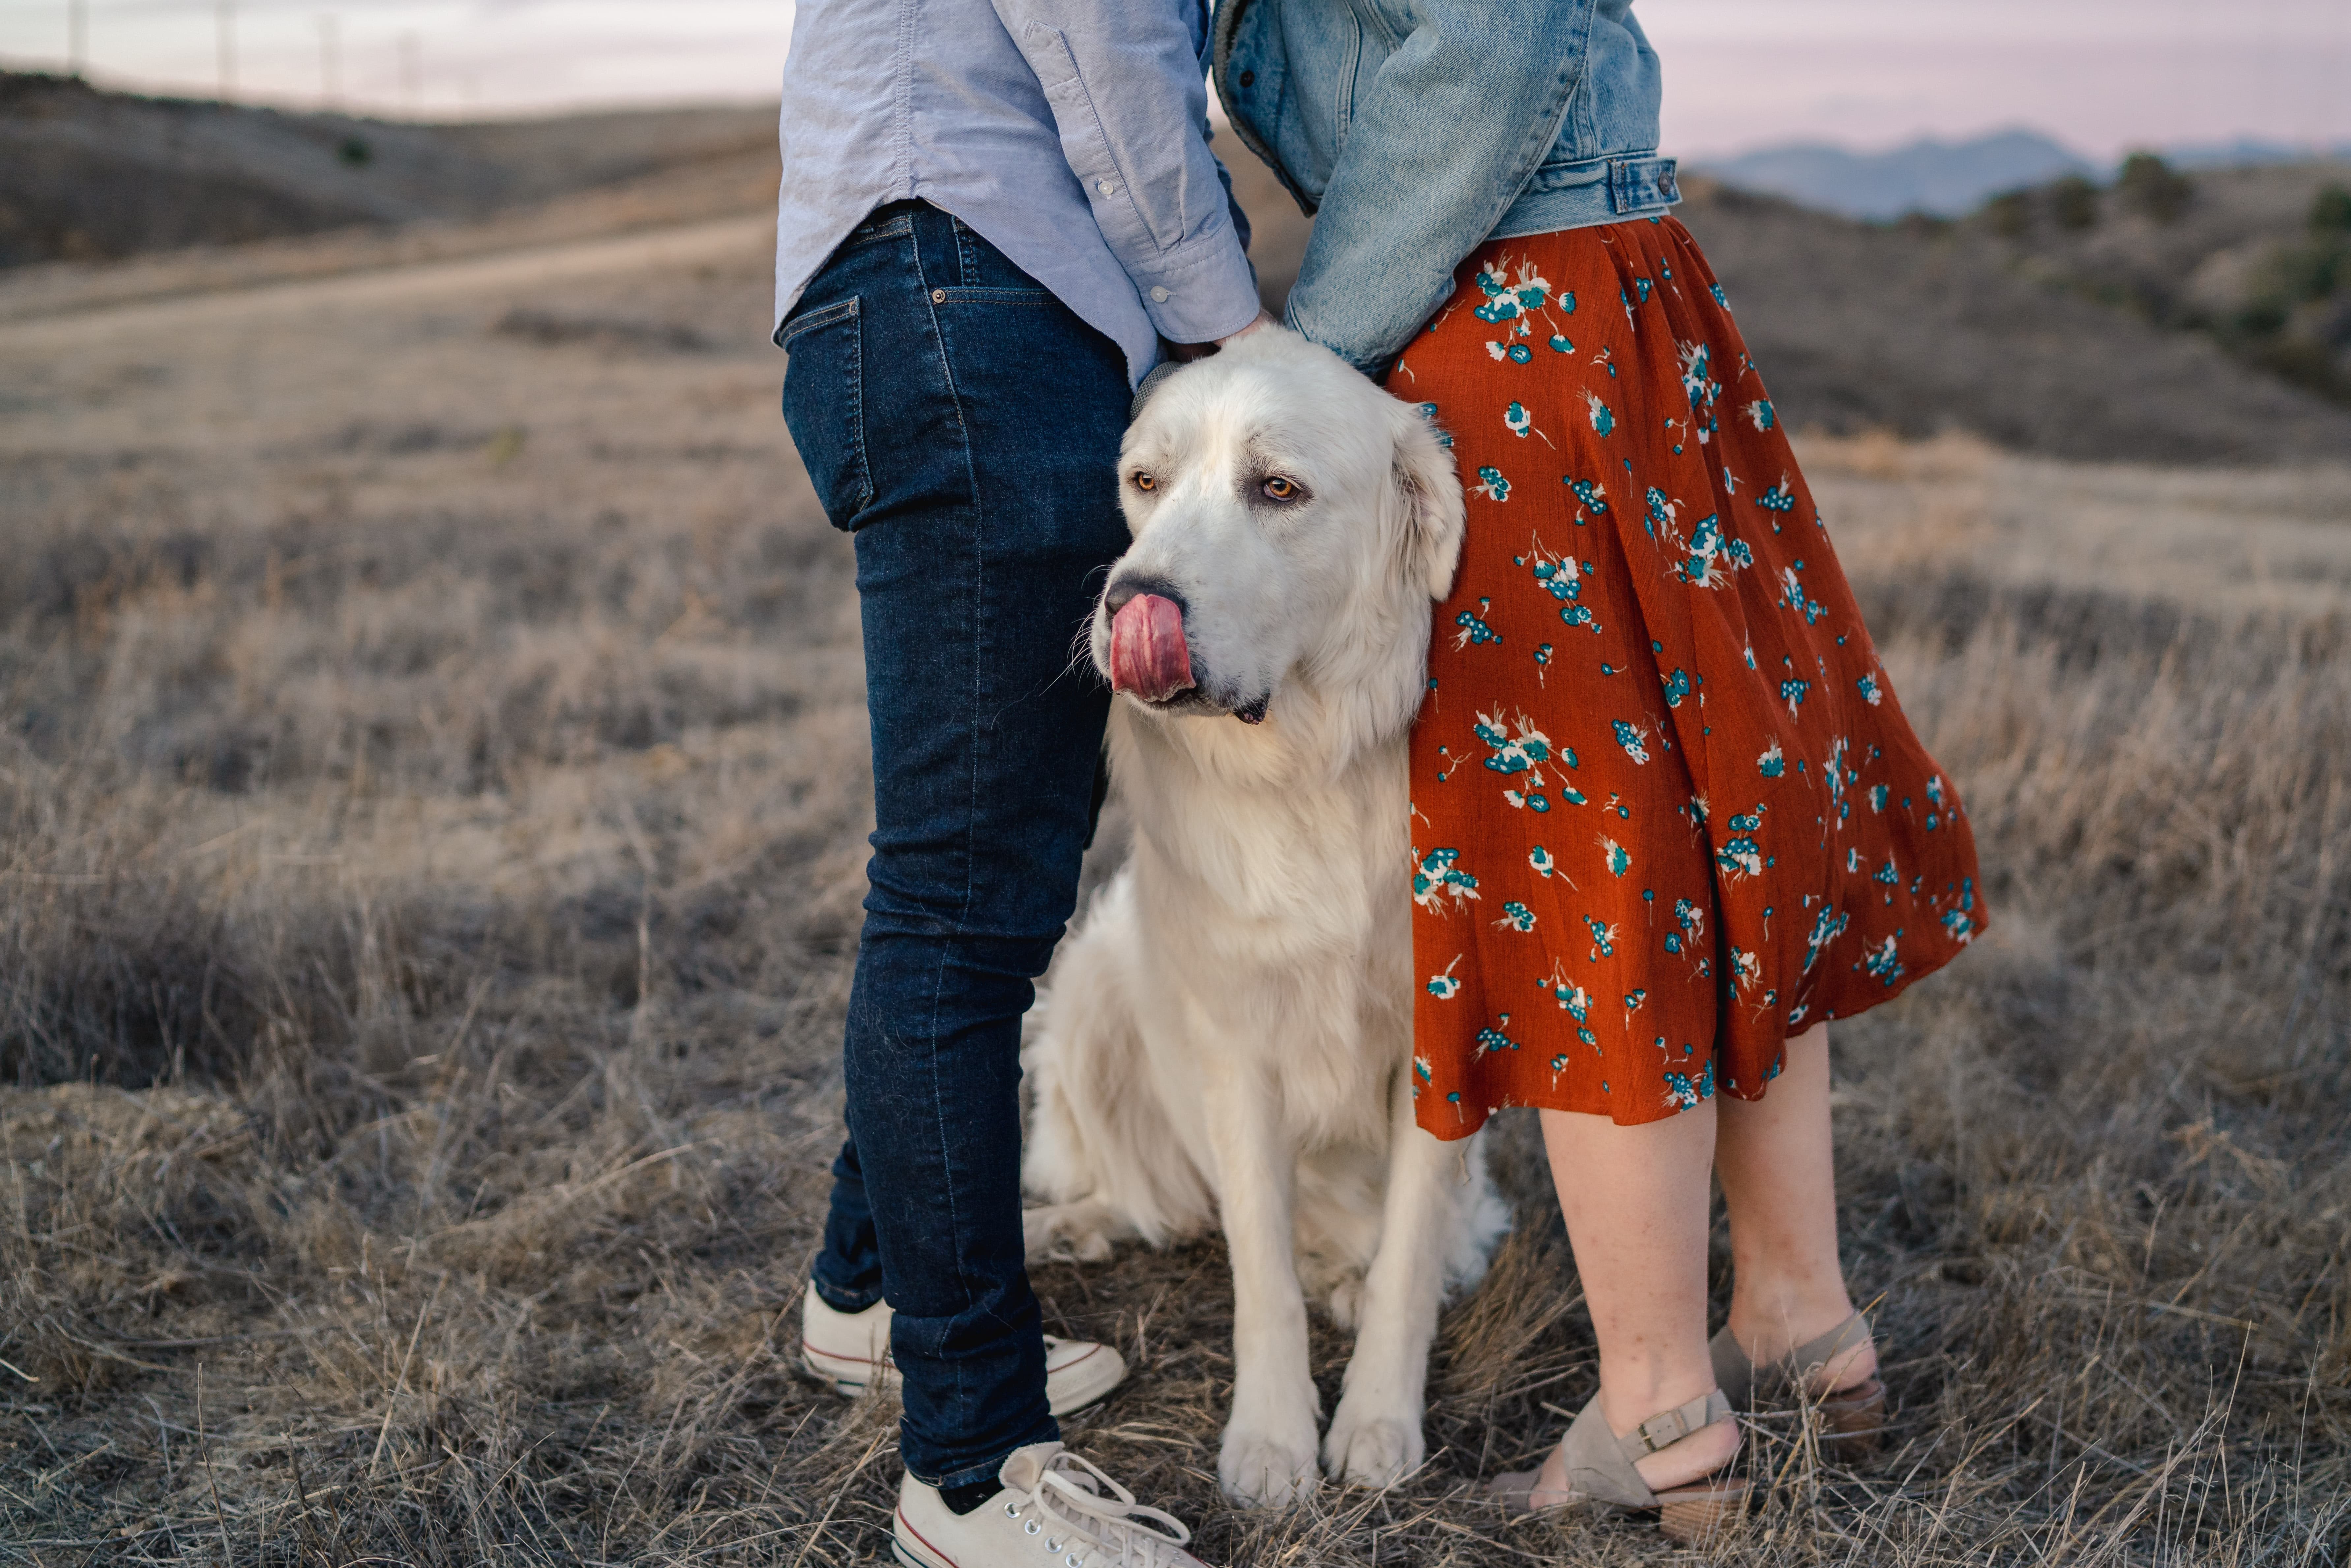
[778,202,1131,1491]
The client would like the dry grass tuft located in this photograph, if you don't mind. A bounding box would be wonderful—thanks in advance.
[1,231,2348,1564]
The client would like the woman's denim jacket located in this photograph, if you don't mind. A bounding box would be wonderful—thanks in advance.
[1213,0,1678,373]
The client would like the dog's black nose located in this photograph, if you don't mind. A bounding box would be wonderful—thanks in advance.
[1103,577,1187,618]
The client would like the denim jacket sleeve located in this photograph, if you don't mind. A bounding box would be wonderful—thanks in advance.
[1281,0,1598,374]
[994,0,1263,344]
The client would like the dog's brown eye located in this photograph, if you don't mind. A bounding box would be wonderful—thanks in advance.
[1132,472,1157,492]
[1263,476,1299,501]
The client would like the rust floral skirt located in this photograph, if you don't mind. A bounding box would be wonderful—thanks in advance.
[1400,217,1985,1137]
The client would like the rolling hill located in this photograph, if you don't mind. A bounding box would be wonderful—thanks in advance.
[7,72,2346,468]
[0,70,773,267]
[1222,149,2351,466]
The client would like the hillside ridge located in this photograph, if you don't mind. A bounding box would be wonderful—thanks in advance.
[0,71,773,266]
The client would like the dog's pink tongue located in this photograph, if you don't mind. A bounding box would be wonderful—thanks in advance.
[1109,594,1194,702]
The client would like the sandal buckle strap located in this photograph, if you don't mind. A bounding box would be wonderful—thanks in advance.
[1618,1389,1732,1460]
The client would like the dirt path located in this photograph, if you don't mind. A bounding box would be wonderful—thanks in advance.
[0,212,772,350]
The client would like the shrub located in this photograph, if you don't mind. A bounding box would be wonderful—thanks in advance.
[1982,189,2033,238]
[2048,174,2099,230]
[2312,184,2351,235]
[2116,151,2193,222]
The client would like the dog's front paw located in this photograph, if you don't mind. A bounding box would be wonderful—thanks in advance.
[1021,1200,1121,1263]
[1218,1418,1321,1509]
[1322,1400,1425,1490]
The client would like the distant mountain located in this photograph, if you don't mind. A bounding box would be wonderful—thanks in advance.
[1692,131,2093,221]
[2161,137,2351,171]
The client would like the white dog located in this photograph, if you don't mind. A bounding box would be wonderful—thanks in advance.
[1021,328,1510,1507]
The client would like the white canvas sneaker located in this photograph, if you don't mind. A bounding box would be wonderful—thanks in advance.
[894,1442,1212,1568]
[801,1288,1128,1416]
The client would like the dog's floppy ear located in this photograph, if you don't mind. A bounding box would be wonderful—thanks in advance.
[1390,403,1467,601]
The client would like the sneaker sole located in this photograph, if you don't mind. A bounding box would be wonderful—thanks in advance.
[804,1337,894,1399]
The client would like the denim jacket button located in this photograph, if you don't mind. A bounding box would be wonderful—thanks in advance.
[931,289,947,304]
[1238,70,1255,87]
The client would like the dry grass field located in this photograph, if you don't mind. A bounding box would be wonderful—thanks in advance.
[2,203,2350,1568]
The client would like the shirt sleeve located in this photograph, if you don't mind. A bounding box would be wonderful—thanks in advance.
[1283,0,1592,374]
[995,0,1263,344]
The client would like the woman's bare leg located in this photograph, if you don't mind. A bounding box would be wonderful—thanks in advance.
[1527,1102,1740,1498]
[1714,1023,1876,1392]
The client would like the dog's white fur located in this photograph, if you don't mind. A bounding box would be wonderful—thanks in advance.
[1021,328,1510,1507]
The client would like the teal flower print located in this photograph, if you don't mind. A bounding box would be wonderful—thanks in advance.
[1426,954,1463,999]
[1644,486,1675,540]
[1474,1017,1522,1056]
[1585,917,1619,959]
[1860,935,1905,985]
[1475,709,1552,779]
[1413,847,1481,912]
[1778,563,1827,625]
[1663,1057,1715,1109]
[1803,904,1850,973]
[1717,804,1766,881]
[1453,598,1503,648]
[1518,537,1601,635]
[1544,965,1599,1046]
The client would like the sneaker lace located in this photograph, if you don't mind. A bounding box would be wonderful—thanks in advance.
[1002,1450,1193,1568]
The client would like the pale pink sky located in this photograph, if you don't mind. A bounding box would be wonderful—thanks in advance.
[2,1,2347,159]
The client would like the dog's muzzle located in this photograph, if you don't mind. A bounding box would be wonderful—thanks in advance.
[1108,594,1195,704]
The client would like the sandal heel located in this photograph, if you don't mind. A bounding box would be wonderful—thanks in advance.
[1657,1482,1748,1545]
[1817,1378,1886,1460]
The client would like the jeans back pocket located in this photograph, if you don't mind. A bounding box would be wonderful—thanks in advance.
[779,296,873,529]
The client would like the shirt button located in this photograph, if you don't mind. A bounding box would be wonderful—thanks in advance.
[1149,286,1169,303]
[1096,178,1117,196]
[931,289,946,304]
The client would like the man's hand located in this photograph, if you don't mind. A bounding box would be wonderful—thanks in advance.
[1169,309,1275,362]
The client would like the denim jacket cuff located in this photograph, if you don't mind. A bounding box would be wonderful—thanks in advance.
[1130,228,1263,344]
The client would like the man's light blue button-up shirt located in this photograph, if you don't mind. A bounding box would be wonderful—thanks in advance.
[774,0,1263,387]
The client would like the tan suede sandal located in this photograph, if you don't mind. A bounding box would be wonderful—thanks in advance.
[1710,1310,1886,1459]
[1487,1388,1749,1545]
